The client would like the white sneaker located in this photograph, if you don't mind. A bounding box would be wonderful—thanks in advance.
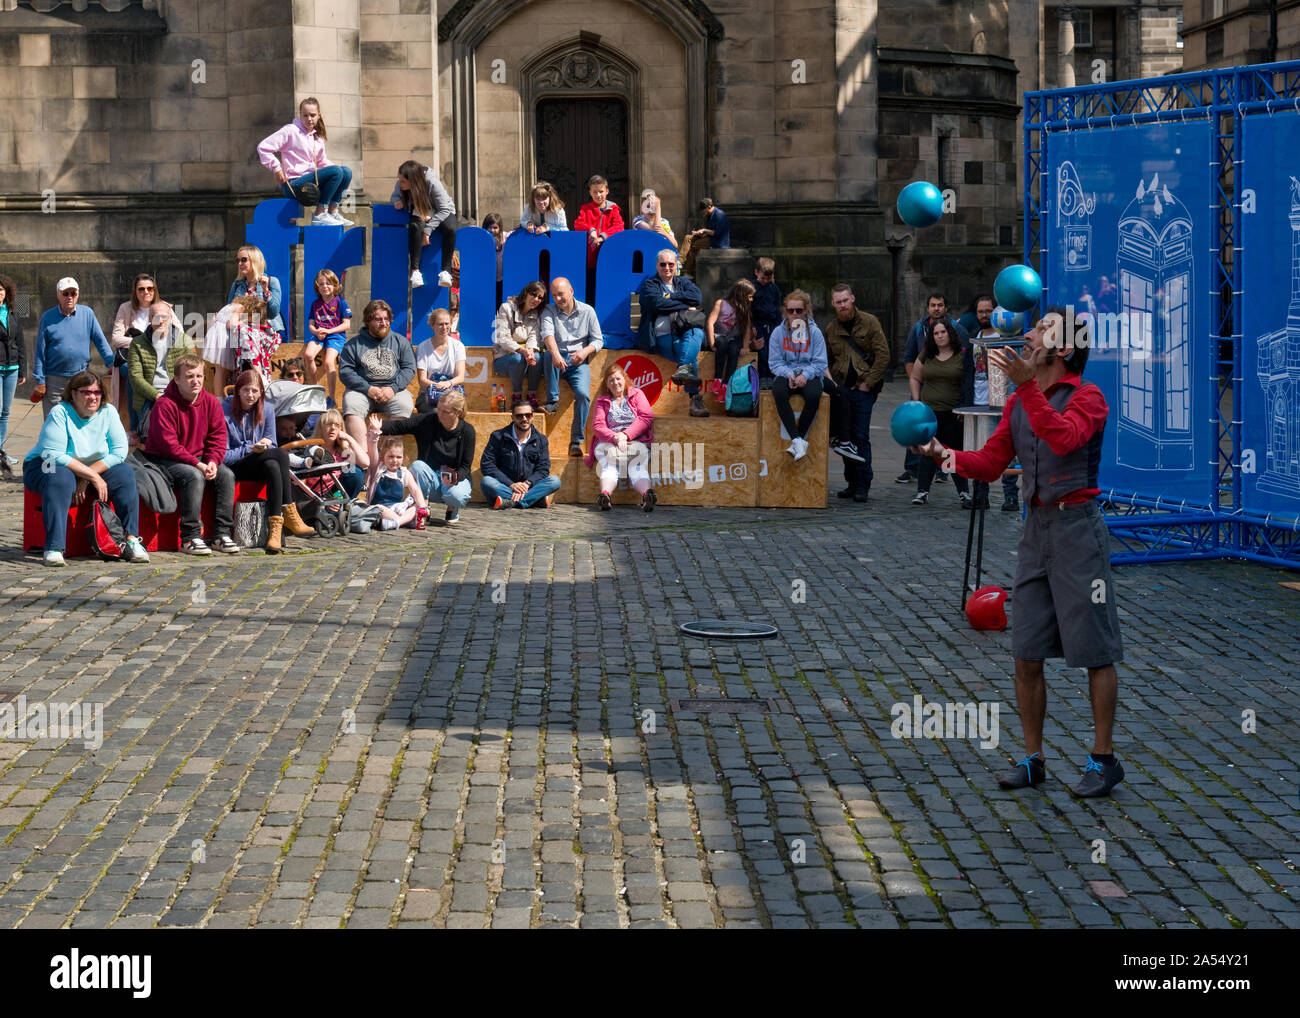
[792,438,809,461]
[212,535,241,554]
[310,213,333,226]
[43,550,65,567]
[437,270,453,288]
[410,269,425,288]
[327,212,354,226]
[122,536,150,563]
[787,440,800,459]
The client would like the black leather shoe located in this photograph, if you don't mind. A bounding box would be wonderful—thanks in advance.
[997,753,1046,789]
[836,487,854,499]
[1070,756,1125,798]
[1002,498,1020,513]
[853,489,870,503]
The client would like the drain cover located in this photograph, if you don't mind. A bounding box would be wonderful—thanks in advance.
[678,619,778,640]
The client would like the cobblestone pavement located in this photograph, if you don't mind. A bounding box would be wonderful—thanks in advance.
[0,382,1297,929]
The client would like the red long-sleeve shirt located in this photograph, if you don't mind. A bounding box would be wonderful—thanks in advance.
[952,371,1109,505]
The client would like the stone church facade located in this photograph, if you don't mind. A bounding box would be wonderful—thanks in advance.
[0,0,1178,360]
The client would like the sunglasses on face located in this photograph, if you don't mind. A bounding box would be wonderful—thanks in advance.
[237,257,250,264]
[785,306,805,314]
[75,389,103,398]
[659,261,676,267]
[137,285,155,293]
[61,290,78,297]
[513,412,533,420]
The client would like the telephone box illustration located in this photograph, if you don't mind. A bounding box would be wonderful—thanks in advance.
[1116,172,1195,471]
[1255,176,1300,498]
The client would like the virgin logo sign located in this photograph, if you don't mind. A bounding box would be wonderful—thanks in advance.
[615,354,664,405]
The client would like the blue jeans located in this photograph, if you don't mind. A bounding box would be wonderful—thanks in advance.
[495,353,543,395]
[24,459,140,552]
[281,165,353,209]
[411,460,472,508]
[0,368,18,456]
[339,465,365,499]
[481,473,561,507]
[546,359,591,442]
[653,327,703,395]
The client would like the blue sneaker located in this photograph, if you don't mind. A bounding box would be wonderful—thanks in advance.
[1070,755,1125,798]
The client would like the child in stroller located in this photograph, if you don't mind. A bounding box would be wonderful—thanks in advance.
[270,380,359,536]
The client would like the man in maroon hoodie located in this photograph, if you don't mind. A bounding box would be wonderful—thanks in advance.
[143,354,239,555]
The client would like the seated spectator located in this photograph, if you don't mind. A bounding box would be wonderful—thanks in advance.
[23,370,147,567]
[909,316,974,508]
[222,369,314,553]
[705,278,756,405]
[306,268,351,396]
[768,289,828,461]
[230,295,280,386]
[33,276,114,416]
[479,399,560,509]
[257,96,354,226]
[493,281,546,409]
[682,197,730,275]
[636,249,708,418]
[573,174,625,275]
[414,308,466,413]
[519,181,567,234]
[143,354,241,555]
[393,159,456,289]
[111,274,179,430]
[540,277,603,457]
[0,273,25,474]
[127,302,196,442]
[586,362,656,512]
[338,299,415,450]
[369,389,475,525]
[632,189,676,246]
[367,435,428,530]
[313,408,368,499]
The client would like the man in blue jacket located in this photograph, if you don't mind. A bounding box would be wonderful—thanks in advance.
[479,399,560,509]
[33,277,114,416]
[637,249,708,417]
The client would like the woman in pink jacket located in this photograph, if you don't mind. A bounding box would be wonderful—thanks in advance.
[585,361,656,512]
[257,97,354,226]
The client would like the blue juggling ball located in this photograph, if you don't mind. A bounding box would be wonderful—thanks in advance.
[896,181,944,228]
[890,401,939,447]
[993,264,1042,314]
[991,306,1025,337]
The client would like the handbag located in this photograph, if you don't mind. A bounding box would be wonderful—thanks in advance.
[670,309,708,334]
[233,500,269,549]
[87,500,127,560]
[290,164,321,207]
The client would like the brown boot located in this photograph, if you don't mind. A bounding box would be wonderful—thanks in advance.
[282,501,314,536]
[266,515,283,554]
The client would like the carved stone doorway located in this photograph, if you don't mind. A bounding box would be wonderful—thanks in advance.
[535,97,630,222]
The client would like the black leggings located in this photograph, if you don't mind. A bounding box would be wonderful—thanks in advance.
[231,447,294,516]
[917,409,969,495]
[714,335,743,385]
[408,219,457,275]
[771,375,824,440]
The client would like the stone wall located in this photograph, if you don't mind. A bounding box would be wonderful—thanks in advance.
[362,0,437,193]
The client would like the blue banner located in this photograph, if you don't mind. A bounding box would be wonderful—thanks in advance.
[1240,114,1300,524]
[1044,123,1214,505]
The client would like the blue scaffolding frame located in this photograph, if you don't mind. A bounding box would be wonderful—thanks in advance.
[1024,60,1300,569]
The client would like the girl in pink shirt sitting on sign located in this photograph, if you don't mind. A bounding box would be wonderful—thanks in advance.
[585,361,656,512]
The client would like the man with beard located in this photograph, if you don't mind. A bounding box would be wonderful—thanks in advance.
[339,299,416,449]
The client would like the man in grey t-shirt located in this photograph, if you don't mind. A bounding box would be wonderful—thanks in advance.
[540,277,603,457]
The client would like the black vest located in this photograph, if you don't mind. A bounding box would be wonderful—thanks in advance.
[1011,379,1104,505]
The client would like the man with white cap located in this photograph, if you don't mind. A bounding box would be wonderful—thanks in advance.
[33,277,113,416]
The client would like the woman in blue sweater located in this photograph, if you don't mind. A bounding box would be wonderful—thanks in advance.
[23,370,147,566]
[222,370,311,553]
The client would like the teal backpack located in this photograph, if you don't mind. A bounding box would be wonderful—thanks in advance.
[724,363,759,416]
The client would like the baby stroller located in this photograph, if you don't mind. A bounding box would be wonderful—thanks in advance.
[271,381,358,537]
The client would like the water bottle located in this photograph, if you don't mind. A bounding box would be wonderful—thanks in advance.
[491,382,500,412]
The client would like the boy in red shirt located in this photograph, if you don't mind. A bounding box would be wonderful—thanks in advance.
[144,354,240,555]
[573,174,625,298]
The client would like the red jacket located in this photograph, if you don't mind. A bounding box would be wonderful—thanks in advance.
[145,379,228,466]
[573,201,626,266]
[585,386,654,466]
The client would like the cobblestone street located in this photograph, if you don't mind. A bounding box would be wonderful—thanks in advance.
[0,382,1297,929]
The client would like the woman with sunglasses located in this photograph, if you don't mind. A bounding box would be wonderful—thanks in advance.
[112,274,179,431]
[23,370,148,567]
[767,289,829,461]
